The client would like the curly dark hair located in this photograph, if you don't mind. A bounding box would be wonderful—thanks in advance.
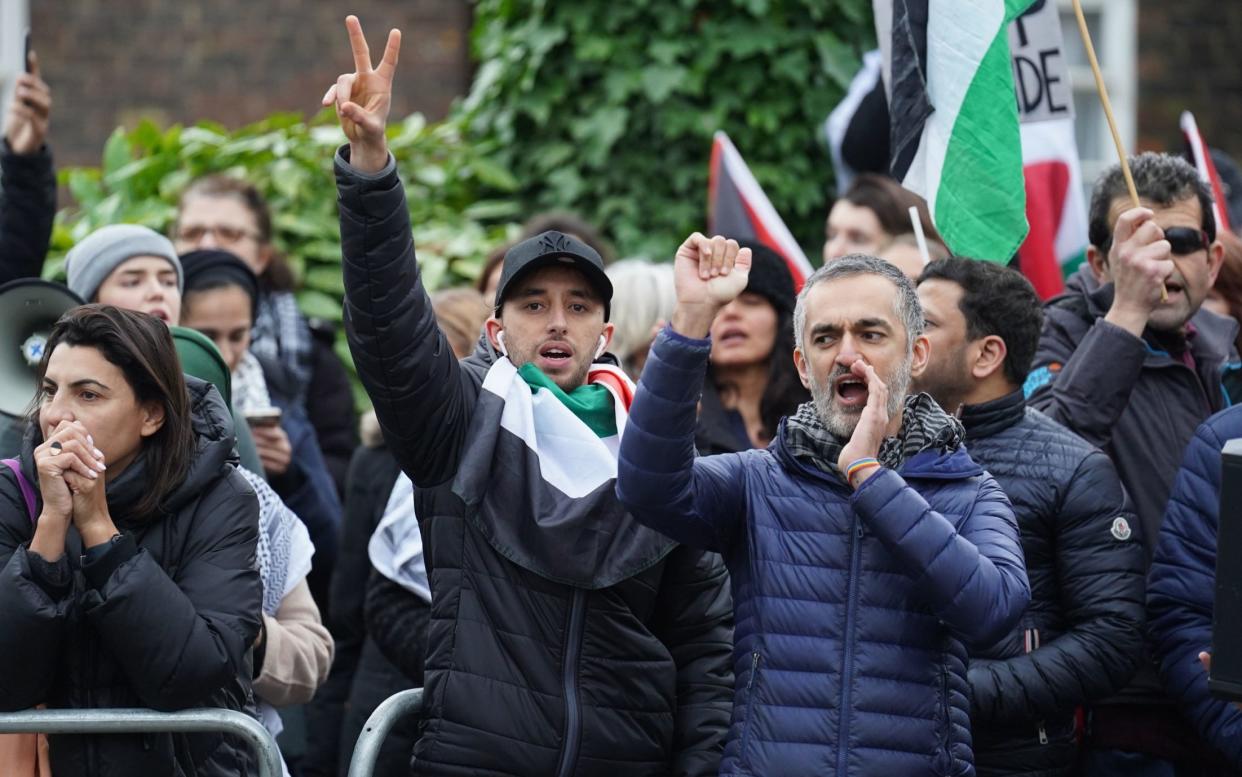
[918,257,1044,385]
[1088,152,1216,255]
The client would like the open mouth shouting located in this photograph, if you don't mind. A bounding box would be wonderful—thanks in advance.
[536,340,576,371]
[833,372,869,409]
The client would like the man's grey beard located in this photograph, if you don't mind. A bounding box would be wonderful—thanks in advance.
[807,357,913,439]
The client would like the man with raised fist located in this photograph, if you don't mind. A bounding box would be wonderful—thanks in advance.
[325,16,732,777]
[616,246,1030,776]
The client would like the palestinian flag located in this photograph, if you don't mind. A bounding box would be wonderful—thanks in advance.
[1181,111,1232,233]
[878,0,1034,262]
[451,358,674,590]
[708,131,815,290]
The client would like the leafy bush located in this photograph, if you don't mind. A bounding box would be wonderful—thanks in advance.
[47,110,522,408]
[463,0,874,261]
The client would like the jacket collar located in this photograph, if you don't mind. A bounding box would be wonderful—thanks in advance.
[959,390,1026,440]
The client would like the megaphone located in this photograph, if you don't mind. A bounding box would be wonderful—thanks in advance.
[0,279,84,417]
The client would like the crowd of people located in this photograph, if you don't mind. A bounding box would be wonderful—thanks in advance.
[2,13,1242,777]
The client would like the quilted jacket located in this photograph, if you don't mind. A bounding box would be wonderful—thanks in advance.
[1147,405,1242,769]
[960,391,1146,776]
[618,329,1030,776]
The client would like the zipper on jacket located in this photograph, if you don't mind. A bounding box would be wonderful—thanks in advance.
[740,651,762,758]
[1026,628,1049,746]
[836,513,864,776]
[554,589,588,777]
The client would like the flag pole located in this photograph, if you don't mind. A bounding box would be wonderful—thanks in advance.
[1070,0,1168,302]
[909,206,932,265]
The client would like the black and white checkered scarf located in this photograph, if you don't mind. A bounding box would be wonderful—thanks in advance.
[783,392,964,479]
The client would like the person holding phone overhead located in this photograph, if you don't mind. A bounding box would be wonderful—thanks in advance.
[1,35,56,284]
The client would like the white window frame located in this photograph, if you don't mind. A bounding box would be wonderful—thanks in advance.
[1057,0,1137,191]
[0,0,31,139]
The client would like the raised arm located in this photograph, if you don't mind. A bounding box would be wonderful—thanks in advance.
[0,50,55,284]
[326,16,476,486]
[616,235,754,552]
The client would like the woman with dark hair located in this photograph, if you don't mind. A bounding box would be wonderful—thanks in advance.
[698,241,809,453]
[0,305,262,776]
[173,175,357,495]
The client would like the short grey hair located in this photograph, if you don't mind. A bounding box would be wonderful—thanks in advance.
[793,254,924,350]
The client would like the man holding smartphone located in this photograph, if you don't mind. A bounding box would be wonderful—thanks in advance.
[1,36,55,285]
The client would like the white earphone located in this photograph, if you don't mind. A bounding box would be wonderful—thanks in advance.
[595,335,607,359]
[496,331,509,358]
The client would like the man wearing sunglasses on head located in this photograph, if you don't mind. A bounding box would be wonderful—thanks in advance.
[1026,151,1241,774]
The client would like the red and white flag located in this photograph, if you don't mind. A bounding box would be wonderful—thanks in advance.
[1181,111,1231,233]
[708,131,814,290]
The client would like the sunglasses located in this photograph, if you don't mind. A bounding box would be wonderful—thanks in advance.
[1164,227,1211,256]
[1101,226,1211,257]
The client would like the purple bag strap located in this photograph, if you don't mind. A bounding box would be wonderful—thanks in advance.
[2,459,37,523]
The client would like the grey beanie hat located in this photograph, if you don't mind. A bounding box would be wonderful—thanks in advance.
[65,224,183,302]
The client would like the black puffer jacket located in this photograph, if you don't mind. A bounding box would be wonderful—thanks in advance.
[0,139,56,284]
[961,391,1147,776]
[0,379,263,777]
[338,148,735,777]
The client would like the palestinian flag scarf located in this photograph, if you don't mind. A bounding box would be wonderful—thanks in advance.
[452,358,676,589]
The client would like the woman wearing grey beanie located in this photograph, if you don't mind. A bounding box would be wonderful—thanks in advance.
[64,224,183,324]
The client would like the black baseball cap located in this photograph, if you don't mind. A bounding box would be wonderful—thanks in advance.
[494,230,613,321]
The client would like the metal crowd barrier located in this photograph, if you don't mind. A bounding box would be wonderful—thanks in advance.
[347,688,425,777]
[0,707,283,777]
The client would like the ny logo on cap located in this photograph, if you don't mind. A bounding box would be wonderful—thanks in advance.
[538,232,572,255]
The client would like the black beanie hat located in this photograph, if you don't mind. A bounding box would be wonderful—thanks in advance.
[736,239,796,315]
[180,249,261,322]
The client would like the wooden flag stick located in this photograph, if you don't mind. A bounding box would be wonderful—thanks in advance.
[1071,0,1168,302]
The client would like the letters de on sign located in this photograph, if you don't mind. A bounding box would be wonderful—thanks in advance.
[1009,0,1075,124]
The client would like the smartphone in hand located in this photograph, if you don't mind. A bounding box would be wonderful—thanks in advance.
[24,29,31,73]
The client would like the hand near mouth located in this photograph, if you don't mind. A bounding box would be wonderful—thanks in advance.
[837,359,891,487]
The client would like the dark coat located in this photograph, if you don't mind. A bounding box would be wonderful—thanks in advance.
[0,140,55,284]
[1148,405,1242,769]
[959,391,1146,777]
[1026,269,1240,712]
[1026,270,1240,566]
[337,149,735,777]
[304,438,415,777]
[617,329,1031,777]
[0,379,263,777]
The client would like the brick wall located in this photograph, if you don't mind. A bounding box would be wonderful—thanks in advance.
[1137,0,1242,158]
[30,0,472,166]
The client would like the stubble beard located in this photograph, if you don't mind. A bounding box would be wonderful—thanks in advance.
[807,356,914,439]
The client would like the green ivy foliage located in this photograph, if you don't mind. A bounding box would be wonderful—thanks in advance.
[46,110,522,408]
[463,0,875,261]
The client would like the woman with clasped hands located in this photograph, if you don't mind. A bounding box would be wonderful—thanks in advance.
[0,305,263,777]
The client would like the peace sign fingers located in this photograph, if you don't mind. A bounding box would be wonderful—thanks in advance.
[346,15,373,73]
[376,27,402,81]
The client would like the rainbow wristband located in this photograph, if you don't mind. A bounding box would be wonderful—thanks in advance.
[845,457,881,484]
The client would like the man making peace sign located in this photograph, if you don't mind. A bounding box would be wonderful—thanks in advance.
[325,16,733,777]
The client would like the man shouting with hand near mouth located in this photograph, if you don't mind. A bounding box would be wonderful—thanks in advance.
[618,248,1031,776]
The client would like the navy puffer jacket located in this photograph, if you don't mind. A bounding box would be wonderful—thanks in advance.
[960,391,1146,777]
[618,330,1030,776]
[1147,405,1242,768]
